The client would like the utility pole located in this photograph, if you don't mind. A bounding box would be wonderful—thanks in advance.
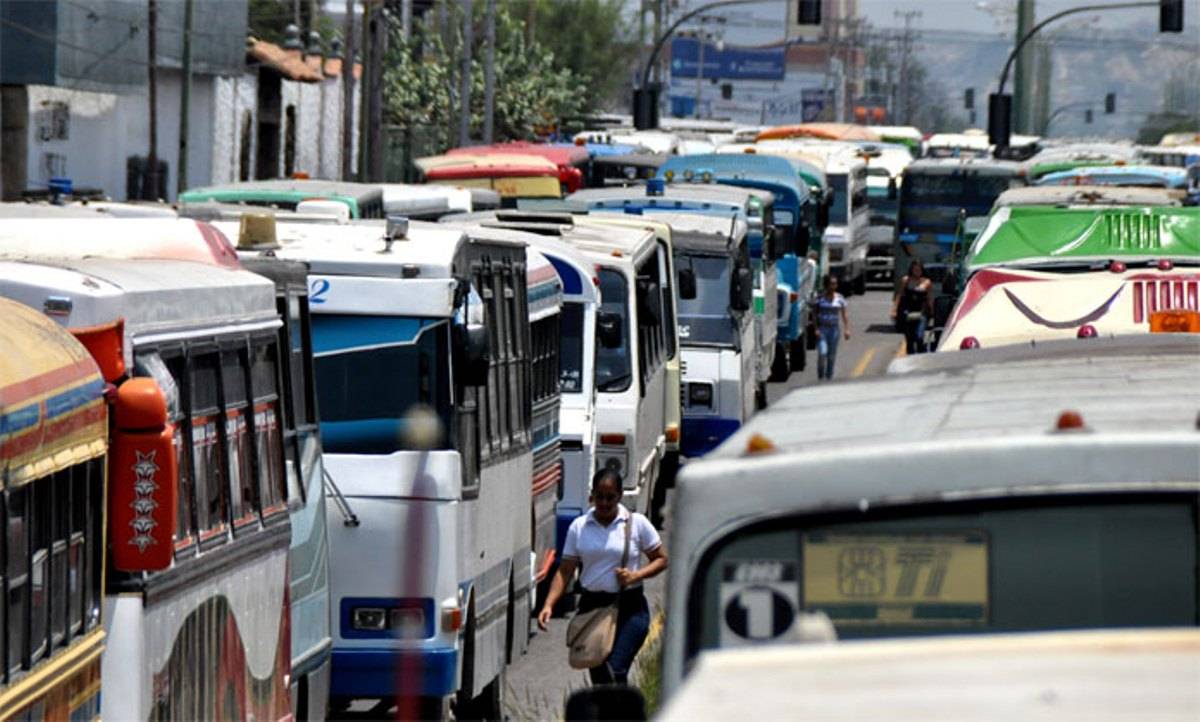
[176,0,193,195]
[893,9,920,126]
[368,2,386,181]
[147,0,159,199]
[401,0,411,40]
[694,29,706,118]
[1013,0,1035,134]
[340,0,356,180]
[483,0,496,143]
[459,0,473,147]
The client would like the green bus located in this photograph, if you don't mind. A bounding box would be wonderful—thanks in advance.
[179,180,386,219]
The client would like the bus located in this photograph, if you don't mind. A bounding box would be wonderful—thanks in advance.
[222,217,532,718]
[237,255,333,720]
[180,179,386,219]
[417,154,564,205]
[661,334,1200,699]
[651,212,758,458]
[0,221,294,720]
[657,154,819,378]
[0,298,107,721]
[894,158,1018,284]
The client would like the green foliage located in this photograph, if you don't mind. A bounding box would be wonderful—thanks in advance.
[384,2,587,149]
[526,0,637,111]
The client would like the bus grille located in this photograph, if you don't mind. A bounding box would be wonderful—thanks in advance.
[1132,279,1200,322]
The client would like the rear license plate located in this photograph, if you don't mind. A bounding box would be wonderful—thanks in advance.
[802,532,989,626]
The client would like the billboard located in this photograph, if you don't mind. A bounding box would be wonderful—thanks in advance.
[670,37,786,81]
[761,89,834,124]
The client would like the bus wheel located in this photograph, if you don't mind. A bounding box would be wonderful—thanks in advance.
[790,339,807,371]
[769,341,791,382]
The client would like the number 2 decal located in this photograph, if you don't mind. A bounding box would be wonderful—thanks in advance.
[309,278,330,304]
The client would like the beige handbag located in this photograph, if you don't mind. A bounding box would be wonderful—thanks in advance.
[565,516,632,669]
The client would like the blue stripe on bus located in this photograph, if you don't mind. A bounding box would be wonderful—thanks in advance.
[681,416,742,458]
[528,280,561,306]
[556,508,584,554]
[546,256,584,295]
[311,316,439,355]
[44,378,105,419]
[0,403,41,436]
[331,646,457,698]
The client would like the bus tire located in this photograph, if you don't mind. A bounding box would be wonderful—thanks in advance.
[790,339,807,371]
[769,341,791,381]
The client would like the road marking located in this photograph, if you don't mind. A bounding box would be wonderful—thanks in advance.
[895,339,906,359]
[850,347,878,378]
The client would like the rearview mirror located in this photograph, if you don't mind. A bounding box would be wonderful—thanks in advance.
[454,283,490,386]
[597,311,623,349]
[678,268,697,299]
[636,277,662,325]
[565,685,646,722]
[732,266,753,311]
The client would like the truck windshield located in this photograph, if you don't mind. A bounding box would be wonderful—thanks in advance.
[311,315,452,453]
[676,255,737,346]
[595,269,632,393]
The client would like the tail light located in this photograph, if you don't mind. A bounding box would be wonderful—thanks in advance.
[960,336,980,350]
[1055,410,1086,431]
[1077,324,1098,338]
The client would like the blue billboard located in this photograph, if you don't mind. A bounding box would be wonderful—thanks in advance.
[669,37,786,81]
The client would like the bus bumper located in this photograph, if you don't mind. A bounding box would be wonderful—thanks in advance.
[681,417,741,458]
[331,646,458,699]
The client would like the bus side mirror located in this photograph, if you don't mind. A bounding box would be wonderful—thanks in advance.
[597,311,624,349]
[678,268,697,300]
[565,686,646,722]
[887,177,898,200]
[732,266,754,311]
[455,323,490,386]
[109,377,178,572]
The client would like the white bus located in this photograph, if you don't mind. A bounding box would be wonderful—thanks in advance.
[0,219,295,719]
[221,217,533,718]
[662,335,1200,698]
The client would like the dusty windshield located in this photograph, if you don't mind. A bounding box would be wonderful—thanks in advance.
[676,254,737,346]
[595,268,631,393]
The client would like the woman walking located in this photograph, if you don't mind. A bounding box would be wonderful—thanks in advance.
[813,275,850,381]
[537,469,668,685]
[891,259,933,354]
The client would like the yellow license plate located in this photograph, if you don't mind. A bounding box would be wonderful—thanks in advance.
[802,532,989,625]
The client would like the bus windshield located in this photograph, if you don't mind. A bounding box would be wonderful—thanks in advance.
[827,174,848,225]
[903,173,1014,209]
[596,269,632,393]
[312,316,452,453]
[676,255,737,346]
[686,493,1198,666]
[559,303,585,394]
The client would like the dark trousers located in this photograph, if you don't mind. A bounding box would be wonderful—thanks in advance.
[577,588,650,685]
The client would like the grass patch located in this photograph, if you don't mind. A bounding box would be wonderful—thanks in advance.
[631,611,664,717]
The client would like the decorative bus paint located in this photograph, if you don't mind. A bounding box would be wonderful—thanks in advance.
[656,154,819,378]
[417,154,564,203]
[443,224,599,575]
[662,334,1200,698]
[236,255,333,720]
[0,247,291,720]
[569,183,780,410]
[217,219,530,716]
[659,629,1200,722]
[0,298,107,722]
[571,214,682,484]
[938,266,1200,351]
[963,206,1200,279]
[1034,164,1189,189]
[893,158,1018,283]
[650,212,757,458]
[755,123,881,143]
[179,179,386,219]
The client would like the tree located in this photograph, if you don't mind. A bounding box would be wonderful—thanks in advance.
[523,0,638,112]
[384,2,585,150]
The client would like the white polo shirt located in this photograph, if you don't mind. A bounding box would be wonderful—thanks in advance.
[562,505,661,593]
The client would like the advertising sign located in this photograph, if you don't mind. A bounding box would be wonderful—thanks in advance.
[670,37,786,81]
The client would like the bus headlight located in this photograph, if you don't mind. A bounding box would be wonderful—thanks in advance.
[352,607,388,631]
[688,382,714,408]
[389,607,426,637]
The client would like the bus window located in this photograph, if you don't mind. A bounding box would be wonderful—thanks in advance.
[7,486,28,674]
[596,269,632,393]
[559,304,586,394]
[160,354,196,551]
[190,353,228,540]
[250,342,287,517]
[222,350,257,530]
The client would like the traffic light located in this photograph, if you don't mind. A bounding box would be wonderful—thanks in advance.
[1085,109,1094,124]
[1105,93,1116,114]
[633,86,660,130]
[988,93,1012,150]
[964,88,975,110]
[1160,0,1183,32]
[797,0,821,25]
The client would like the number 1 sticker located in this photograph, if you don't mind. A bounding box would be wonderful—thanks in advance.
[719,561,799,647]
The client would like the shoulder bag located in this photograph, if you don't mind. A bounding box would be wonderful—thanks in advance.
[565,515,632,669]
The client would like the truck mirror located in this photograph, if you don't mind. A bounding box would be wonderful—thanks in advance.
[678,268,697,299]
[732,266,754,311]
